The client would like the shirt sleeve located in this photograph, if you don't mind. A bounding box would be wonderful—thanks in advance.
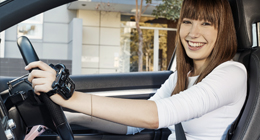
[126,72,177,135]
[155,62,247,129]
[149,72,178,101]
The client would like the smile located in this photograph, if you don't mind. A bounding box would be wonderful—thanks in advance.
[187,41,206,50]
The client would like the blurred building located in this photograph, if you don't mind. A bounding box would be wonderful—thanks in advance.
[0,0,178,77]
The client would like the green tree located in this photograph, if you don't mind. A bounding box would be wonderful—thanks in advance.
[135,0,182,71]
[152,0,183,21]
[129,23,168,72]
[135,0,152,71]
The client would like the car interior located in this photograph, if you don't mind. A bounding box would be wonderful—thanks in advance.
[0,0,259,140]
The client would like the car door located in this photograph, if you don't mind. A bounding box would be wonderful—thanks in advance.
[35,71,170,140]
[0,0,174,139]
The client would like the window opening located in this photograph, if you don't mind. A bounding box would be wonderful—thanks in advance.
[120,15,177,72]
[17,13,43,39]
[0,31,4,58]
[257,22,260,46]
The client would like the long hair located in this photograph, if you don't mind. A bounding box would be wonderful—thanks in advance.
[172,0,237,95]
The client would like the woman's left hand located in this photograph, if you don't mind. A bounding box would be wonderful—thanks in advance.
[25,61,57,95]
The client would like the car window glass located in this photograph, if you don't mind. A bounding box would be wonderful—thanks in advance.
[0,31,4,59]
[253,23,258,47]
[257,22,260,46]
[17,14,43,39]
[252,22,260,47]
[119,19,176,73]
[0,4,177,77]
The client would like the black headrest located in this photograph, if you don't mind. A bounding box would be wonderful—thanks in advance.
[229,0,260,49]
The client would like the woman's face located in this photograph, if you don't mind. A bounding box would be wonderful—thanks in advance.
[180,18,218,65]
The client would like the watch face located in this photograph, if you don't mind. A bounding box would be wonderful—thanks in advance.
[67,82,71,89]
[52,64,75,100]
[65,79,74,93]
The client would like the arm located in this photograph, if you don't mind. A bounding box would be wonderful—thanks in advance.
[25,61,159,129]
[64,111,127,134]
[56,91,158,129]
[65,111,145,135]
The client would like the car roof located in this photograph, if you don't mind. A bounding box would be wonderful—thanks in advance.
[0,0,75,32]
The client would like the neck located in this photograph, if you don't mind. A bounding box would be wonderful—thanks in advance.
[191,59,207,76]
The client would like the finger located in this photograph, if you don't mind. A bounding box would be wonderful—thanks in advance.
[28,69,55,83]
[34,84,53,94]
[25,61,54,72]
[31,78,51,89]
[35,91,41,96]
[33,85,41,96]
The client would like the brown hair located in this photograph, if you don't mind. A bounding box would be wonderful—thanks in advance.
[172,0,237,95]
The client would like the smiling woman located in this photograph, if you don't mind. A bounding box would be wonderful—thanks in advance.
[180,18,218,76]
[173,0,237,95]
[23,0,247,139]
[1,0,260,139]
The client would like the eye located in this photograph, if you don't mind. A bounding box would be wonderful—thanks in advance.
[202,22,212,26]
[182,20,191,24]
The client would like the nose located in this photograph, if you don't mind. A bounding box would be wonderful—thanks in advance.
[188,24,200,38]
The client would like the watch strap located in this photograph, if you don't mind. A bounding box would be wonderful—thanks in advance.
[46,76,58,97]
[46,89,57,97]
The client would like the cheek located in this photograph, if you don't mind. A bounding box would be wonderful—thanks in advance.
[179,29,187,43]
[206,29,218,44]
[206,31,218,55]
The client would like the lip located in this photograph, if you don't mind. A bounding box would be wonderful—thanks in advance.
[186,41,206,51]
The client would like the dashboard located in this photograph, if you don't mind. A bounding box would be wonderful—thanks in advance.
[0,94,16,140]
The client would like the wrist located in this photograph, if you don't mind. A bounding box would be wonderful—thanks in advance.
[50,94,66,107]
[47,63,75,100]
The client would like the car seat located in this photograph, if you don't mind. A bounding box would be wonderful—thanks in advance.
[227,0,260,139]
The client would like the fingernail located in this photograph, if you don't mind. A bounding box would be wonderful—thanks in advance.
[25,66,28,69]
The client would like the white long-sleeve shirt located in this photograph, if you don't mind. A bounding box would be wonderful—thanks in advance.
[127,61,247,140]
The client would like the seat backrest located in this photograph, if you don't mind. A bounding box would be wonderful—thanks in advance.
[229,0,260,139]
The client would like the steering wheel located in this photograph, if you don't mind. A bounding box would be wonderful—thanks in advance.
[17,36,74,140]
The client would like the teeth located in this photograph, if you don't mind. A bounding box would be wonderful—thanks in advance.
[188,41,204,47]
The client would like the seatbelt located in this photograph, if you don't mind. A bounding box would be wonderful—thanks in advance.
[225,97,247,140]
[225,79,249,140]
[225,117,239,140]
[175,123,187,140]
[175,105,245,140]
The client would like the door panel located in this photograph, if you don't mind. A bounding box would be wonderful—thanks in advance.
[64,71,173,139]
[35,129,171,140]
[54,71,172,139]
[72,71,173,99]
[73,71,172,92]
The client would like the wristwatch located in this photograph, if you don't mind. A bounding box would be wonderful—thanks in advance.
[46,64,75,100]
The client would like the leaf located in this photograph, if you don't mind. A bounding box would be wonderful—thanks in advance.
[152,0,183,20]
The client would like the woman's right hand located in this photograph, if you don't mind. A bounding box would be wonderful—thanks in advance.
[25,61,66,105]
